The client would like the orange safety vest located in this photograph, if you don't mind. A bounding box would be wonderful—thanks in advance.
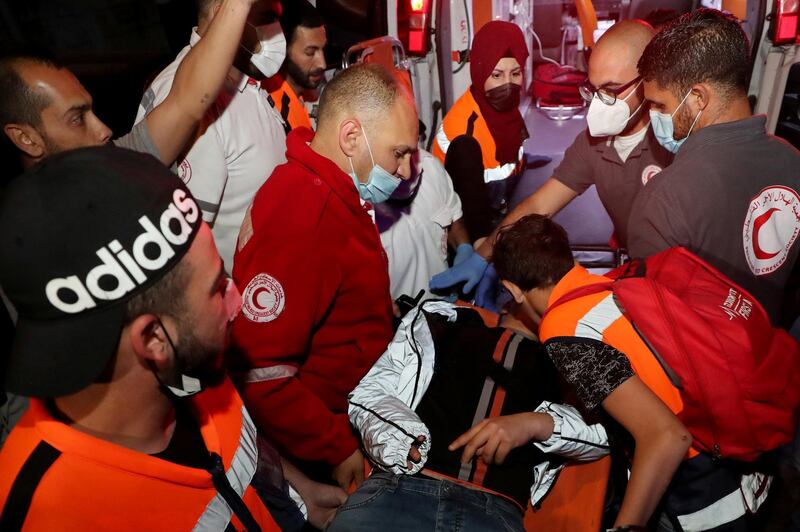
[538,265,699,458]
[432,89,523,184]
[0,378,280,531]
[269,78,312,132]
[458,300,612,532]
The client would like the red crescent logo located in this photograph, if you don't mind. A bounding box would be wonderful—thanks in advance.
[241,273,285,323]
[751,207,780,260]
[251,286,271,310]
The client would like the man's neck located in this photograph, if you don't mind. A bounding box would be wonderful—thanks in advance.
[707,96,752,129]
[53,376,176,455]
[309,129,349,175]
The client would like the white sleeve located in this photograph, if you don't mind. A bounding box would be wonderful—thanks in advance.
[532,401,609,460]
[179,125,229,227]
[348,318,432,475]
[134,55,228,227]
[420,150,463,227]
[348,301,459,475]
[437,161,463,223]
[528,401,610,507]
[134,64,176,125]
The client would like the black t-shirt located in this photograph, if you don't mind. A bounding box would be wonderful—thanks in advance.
[545,338,634,412]
[152,399,210,469]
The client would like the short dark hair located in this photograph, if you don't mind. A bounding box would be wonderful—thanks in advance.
[280,0,324,45]
[0,53,61,128]
[123,260,191,324]
[638,8,750,98]
[493,214,574,291]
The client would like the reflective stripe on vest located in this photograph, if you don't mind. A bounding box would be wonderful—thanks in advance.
[676,473,771,531]
[435,125,522,184]
[434,91,522,184]
[243,365,298,383]
[574,293,623,340]
[193,407,258,531]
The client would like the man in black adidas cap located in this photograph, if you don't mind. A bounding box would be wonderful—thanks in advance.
[0,146,291,530]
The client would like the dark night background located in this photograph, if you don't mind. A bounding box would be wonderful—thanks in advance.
[0,0,388,182]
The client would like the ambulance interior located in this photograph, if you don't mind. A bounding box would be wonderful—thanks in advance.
[317,0,800,269]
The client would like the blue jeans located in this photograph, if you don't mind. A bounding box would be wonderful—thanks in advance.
[327,471,525,532]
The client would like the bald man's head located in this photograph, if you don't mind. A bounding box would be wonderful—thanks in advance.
[318,63,414,132]
[313,63,419,189]
[590,20,655,88]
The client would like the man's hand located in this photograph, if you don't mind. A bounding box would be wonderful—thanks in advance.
[332,448,365,490]
[280,455,348,530]
[303,481,348,529]
[429,251,488,294]
[474,264,500,312]
[406,435,426,469]
[448,413,555,465]
[453,243,475,266]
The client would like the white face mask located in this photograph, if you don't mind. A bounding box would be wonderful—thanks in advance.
[244,21,286,78]
[586,80,644,137]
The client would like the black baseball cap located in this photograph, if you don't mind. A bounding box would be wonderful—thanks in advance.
[0,146,202,398]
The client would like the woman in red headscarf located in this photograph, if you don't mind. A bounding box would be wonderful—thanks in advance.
[432,20,529,240]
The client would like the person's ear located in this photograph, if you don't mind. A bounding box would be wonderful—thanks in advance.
[501,280,525,304]
[126,314,173,367]
[338,118,361,158]
[4,123,45,159]
[690,83,712,112]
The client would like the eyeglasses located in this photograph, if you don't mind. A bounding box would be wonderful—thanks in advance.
[579,76,642,105]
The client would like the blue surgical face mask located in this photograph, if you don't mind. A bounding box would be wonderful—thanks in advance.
[649,89,703,154]
[348,125,402,205]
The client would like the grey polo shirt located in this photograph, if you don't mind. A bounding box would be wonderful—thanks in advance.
[553,126,673,248]
[112,120,160,160]
[627,115,800,321]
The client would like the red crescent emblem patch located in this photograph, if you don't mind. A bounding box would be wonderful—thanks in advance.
[241,273,285,323]
[743,186,800,276]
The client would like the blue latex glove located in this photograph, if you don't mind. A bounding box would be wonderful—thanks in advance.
[453,243,475,267]
[474,264,501,312]
[429,251,488,293]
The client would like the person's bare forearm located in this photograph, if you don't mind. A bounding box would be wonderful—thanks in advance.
[146,0,254,164]
[169,0,252,120]
[614,427,690,526]
[448,219,471,249]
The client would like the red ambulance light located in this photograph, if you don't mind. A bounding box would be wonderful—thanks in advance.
[399,0,432,56]
[769,0,800,45]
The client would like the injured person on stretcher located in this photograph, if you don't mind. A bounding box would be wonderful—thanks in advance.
[326,300,610,532]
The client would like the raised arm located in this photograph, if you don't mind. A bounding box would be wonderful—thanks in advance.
[145,0,256,165]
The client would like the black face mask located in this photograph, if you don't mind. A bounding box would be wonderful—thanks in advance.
[485,83,521,112]
[152,317,225,398]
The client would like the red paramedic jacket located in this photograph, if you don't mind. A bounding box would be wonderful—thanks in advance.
[231,127,393,467]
